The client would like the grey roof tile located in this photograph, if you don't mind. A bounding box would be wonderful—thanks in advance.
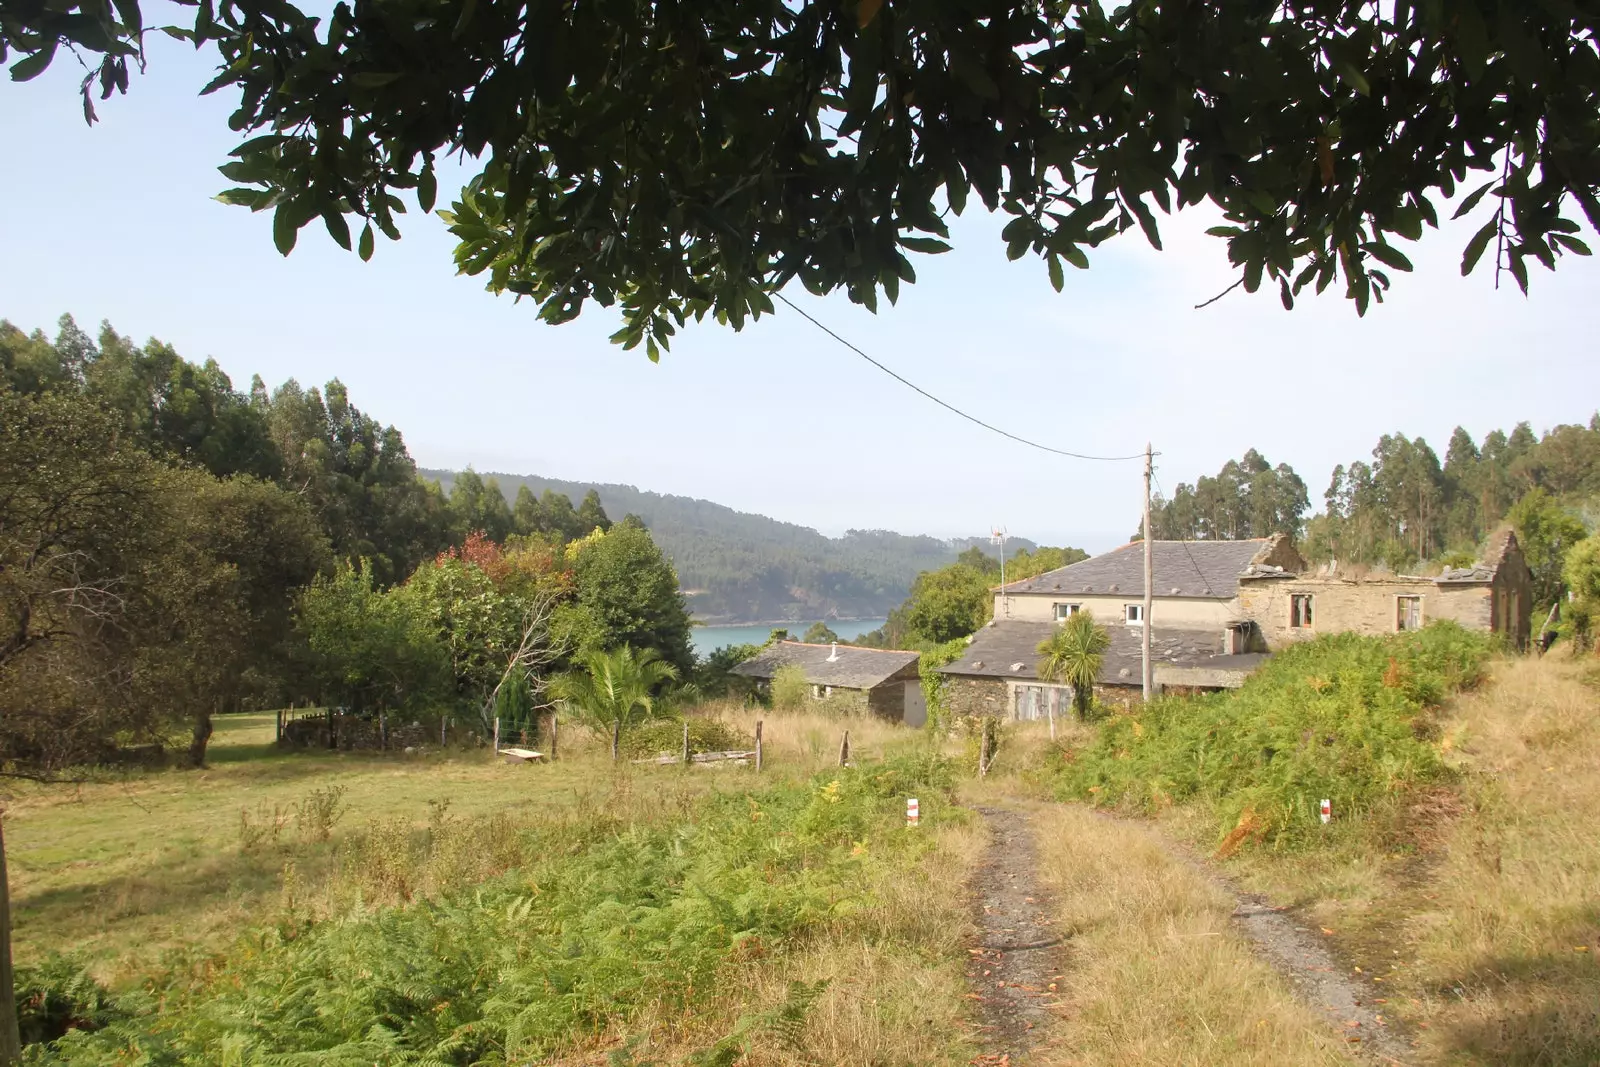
[937,621,1239,687]
[731,642,919,689]
[999,539,1270,599]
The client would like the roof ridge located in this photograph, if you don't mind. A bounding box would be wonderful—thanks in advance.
[779,640,915,654]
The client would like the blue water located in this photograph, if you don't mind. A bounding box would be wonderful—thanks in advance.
[691,619,887,657]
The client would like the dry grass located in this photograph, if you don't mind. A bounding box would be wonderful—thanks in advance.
[5,704,932,986]
[1028,802,1358,1067]
[1400,654,1600,1066]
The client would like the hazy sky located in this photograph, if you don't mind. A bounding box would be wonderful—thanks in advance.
[3,32,1591,554]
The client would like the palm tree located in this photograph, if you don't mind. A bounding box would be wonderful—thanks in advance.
[550,646,680,731]
[1036,611,1111,721]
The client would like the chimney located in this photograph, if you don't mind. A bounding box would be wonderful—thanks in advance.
[827,642,840,662]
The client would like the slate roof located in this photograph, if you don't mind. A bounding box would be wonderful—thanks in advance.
[999,539,1271,599]
[731,642,920,689]
[937,621,1259,688]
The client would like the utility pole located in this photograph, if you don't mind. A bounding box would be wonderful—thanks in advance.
[1142,443,1154,700]
[991,526,1007,618]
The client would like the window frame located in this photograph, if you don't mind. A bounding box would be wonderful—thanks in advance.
[1289,593,1314,629]
[1124,603,1144,626]
[1053,602,1082,621]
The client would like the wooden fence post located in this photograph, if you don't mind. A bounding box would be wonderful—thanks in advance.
[978,718,990,778]
[492,716,500,754]
[755,720,764,773]
[681,721,691,766]
[550,715,558,760]
[838,729,850,767]
[380,710,388,751]
[612,719,621,763]
[275,707,283,743]
[440,715,447,748]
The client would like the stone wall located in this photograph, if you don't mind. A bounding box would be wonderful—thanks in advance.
[943,675,1139,721]
[1239,576,1498,649]
[279,713,435,751]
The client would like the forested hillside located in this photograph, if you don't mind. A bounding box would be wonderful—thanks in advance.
[424,470,1034,622]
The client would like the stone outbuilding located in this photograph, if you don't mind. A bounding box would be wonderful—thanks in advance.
[1237,527,1533,650]
[937,621,1265,722]
[731,641,927,725]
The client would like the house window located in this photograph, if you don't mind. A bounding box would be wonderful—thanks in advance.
[1125,603,1144,626]
[1290,594,1314,629]
[1053,602,1081,621]
[1396,595,1424,632]
[812,684,831,700]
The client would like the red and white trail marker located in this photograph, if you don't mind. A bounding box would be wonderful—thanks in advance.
[907,798,920,827]
[1320,799,1332,824]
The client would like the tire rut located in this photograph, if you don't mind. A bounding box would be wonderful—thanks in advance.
[965,806,1064,1066]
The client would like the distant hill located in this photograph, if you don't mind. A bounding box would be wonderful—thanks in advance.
[421,469,1035,622]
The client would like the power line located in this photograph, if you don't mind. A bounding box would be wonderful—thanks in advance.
[772,291,1147,463]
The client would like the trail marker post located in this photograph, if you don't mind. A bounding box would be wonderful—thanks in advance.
[755,720,764,772]
[907,798,919,827]
[1320,799,1331,824]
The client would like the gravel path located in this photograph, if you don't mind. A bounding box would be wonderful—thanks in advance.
[965,806,1064,1066]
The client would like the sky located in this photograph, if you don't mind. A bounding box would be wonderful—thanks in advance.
[2,31,1591,555]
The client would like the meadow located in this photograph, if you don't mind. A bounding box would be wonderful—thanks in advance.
[13,632,1600,1066]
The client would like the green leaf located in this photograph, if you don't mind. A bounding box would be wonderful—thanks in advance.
[9,47,56,83]
[1460,219,1497,276]
[1060,243,1089,270]
[1451,180,1496,220]
[1047,253,1064,292]
[273,201,301,256]
[1279,278,1294,310]
[1362,242,1413,272]
[1243,257,1264,293]
[350,72,402,89]
[213,188,260,207]
[358,222,375,262]
[324,209,352,250]
[899,236,950,254]
[418,164,437,214]
[1507,251,1529,294]
[453,0,478,38]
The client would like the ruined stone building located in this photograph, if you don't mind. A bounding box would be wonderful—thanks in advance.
[938,530,1532,722]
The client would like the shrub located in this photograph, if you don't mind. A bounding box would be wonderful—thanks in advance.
[50,758,956,1064]
[1056,623,1493,850]
[16,955,118,1046]
[294,784,348,844]
[618,718,751,759]
[769,664,809,711]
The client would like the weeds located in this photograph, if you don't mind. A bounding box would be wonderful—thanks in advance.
[236,800,290,852]
[46,754,958,1064]
[293,784,347,843]
[1056,623,1494,849]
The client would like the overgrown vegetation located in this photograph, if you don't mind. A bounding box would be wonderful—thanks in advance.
[618,719,750,759]
[36,754,959,1064]
[1056,623,1494,850]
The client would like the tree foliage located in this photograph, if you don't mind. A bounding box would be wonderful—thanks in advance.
[15,1,1600,352]
[1036,611,1111,720]
[1147,450,1310,541]
[550,645,679,731]
[1309,417,1597,579]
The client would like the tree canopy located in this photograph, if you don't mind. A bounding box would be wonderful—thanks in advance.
[9,1,1600,355]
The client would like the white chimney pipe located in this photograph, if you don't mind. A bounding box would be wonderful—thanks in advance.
[827,641,839,661]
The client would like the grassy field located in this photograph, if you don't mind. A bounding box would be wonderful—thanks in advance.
[8,706,937,983]
[1220,652,1600,1066]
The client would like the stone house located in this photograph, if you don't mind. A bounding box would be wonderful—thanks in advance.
[1238,526,1533,650]
[992,536,1304,636]
[938,621,1265,721]
[943,528,1532,721]
[731,641,927,725]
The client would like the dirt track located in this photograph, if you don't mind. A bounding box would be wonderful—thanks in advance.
[965,806,1064,1065]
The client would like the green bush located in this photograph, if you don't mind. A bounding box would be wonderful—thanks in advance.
[44,756,955,1064]
[1056,623,1493,851]
[16,955,118,1046]
[618,718,751,758]
[769,664,809,711]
